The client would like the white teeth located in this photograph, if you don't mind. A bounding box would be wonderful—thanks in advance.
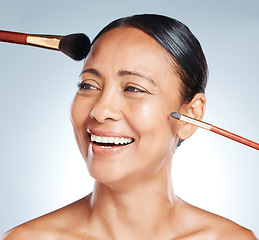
[90,134,133,145]
[108,137,113,143]
[114,137,120,145]
[96,136,102,142]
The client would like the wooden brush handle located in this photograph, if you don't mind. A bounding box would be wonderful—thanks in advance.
[0,30,28,45]
[211,125,259,150]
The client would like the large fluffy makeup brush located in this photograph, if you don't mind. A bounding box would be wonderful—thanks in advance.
[0,30,91,60]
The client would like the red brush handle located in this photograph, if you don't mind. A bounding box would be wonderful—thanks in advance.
[0,30,28,45]
[211,125,259,150]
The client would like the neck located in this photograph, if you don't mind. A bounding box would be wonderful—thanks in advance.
[87,164,180,239]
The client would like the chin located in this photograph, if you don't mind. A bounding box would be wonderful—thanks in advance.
[86,160,132,186]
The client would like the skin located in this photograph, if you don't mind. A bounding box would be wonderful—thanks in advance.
[2,27,257,240]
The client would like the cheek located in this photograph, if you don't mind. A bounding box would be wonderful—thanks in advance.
[126,98,170,135]
[131,102,155,125]
[125,97,179,161]
[70,96,90,130]
[71,96,105,165]
[70,96,92,155]
[125,100,174,174]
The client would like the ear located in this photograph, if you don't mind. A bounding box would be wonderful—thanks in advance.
[177,93,206,140]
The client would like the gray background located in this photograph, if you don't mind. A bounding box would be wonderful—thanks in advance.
[0,0,258,236]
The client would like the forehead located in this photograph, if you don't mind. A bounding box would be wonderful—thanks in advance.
[84,27,172,72]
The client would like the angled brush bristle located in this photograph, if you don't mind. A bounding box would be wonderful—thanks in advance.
[59,33,91,61]
[170,112,181,120]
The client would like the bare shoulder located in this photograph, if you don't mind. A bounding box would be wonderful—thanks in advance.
[212,218,258,240]
[178,199,258,240]
[1,196,91,240]
[1,226,55,240]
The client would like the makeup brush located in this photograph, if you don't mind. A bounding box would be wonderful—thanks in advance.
[170,112,259,150]
[0,30,91,60]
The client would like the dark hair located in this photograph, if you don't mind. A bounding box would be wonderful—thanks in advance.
[92,14,208,146]
[92,14,208,104]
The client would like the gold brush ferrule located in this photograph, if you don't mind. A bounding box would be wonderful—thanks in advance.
[180,114,212,131]
[26,34,63,50]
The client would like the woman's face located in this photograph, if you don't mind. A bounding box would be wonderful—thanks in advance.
[70,27,183,184]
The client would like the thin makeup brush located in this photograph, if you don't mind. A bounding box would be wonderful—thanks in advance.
[0,30,91,60]
[170,112,259,150]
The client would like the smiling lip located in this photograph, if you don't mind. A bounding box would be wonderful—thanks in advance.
[88,129,133,138]
[87,129,134,155]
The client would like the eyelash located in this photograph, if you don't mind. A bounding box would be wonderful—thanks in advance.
[77,82,97,90]
[123,86,147,93]
[77,82,148,94]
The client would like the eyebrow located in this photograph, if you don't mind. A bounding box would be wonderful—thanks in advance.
[118,70,157,86]
[80,68,157,86]
[80,68,102,78]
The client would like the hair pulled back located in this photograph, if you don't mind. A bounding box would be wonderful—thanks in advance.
[92,14,208,103]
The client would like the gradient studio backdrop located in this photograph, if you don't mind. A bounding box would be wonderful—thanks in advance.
[0,0,258,235]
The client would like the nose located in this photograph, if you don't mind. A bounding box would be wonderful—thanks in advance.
[90,90,123,123]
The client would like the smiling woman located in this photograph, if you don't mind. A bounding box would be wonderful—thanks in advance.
[2,14,257,240]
